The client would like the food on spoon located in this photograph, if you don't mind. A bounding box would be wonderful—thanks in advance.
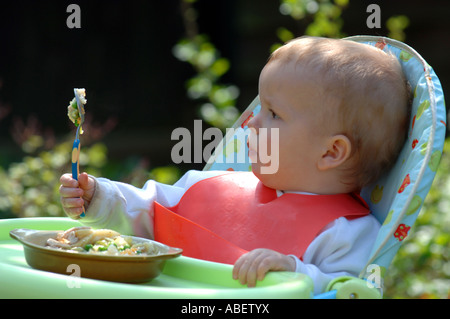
[67,88,87,133]
[46,226,158,256]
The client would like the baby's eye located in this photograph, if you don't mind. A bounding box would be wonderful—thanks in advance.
[270,110,280,119]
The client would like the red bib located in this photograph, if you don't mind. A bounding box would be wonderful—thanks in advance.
[154,172,369,264]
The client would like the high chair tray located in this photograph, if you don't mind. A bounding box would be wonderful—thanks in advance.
[0,217,313,298]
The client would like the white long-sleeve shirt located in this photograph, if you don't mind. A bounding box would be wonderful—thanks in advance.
[80,170,380,294]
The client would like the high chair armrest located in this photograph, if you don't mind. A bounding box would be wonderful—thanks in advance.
[326,276,382,299]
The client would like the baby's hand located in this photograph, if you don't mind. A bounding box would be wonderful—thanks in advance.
[232,248,296,287]
[59,172,95,219]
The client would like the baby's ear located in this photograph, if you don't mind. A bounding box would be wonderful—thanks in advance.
[317,135,352,171]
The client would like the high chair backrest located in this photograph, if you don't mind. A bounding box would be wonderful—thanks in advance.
[345,36,446,277]
[204,36,446,279]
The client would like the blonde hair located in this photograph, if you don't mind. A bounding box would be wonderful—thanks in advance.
[270,36,411,189]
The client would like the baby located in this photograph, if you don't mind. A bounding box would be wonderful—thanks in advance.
[59,37,411,294]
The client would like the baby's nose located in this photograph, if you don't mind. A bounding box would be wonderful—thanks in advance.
[247,114,259,133]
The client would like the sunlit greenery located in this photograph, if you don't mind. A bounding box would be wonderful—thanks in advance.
[0,135,180,218]
[173,34,240,129]
[0,138,107,218]
[386,15,410,42]
[173,0,240,130]
[384,139,450,299]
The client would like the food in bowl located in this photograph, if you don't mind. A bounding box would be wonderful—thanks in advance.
[46,226,159,256]
[10,227,183,282]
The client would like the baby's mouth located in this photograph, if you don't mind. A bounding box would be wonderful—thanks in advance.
[247,129,258,162]
[248,146,257,162]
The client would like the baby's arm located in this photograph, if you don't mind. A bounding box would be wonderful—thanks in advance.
[59,170,226,237]
[293,215,380,294]
[59,172,140,235]
[232,215,380,294]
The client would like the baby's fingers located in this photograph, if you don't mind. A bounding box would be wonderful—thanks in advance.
[59,183,83,198]
[233,251,262,287]
[60,173,79,188]
[59,173,85,219]
[62,196,83,209]
[59,194,85,219]
[63,206,85,219]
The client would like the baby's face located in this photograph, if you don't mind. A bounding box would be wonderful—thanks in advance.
[248,60,331,192]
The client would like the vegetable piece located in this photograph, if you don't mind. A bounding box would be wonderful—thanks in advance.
[67,88,87,133]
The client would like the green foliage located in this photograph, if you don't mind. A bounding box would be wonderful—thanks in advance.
[383,138,450,299]
[272,0,348,51]
[0,133,182,219]
[0,138,108,218]
[173,1,240,130]
[173,35,239,130]
[275,0,409,49]
[386,15,410,42]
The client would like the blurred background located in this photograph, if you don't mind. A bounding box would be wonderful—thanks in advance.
[0,0,448,298]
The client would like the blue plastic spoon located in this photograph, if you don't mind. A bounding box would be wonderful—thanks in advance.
[71,88,86,218]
